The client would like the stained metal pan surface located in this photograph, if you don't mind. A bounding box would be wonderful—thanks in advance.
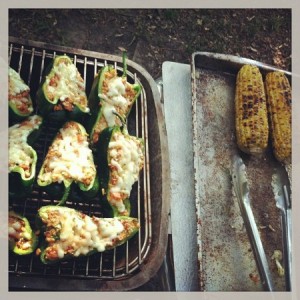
[191,52,291,291]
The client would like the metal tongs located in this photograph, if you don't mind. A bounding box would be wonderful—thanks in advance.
[271,167,292,291]
[231,154,274,291]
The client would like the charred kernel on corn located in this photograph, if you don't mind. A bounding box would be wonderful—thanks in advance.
[235,64,269,155]
[265,71,291,163]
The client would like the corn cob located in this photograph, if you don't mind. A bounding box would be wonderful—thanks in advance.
[265,71,291,163]
[235,64,269,155]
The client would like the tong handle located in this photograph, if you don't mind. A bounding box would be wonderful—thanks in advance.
[281,185,292,291]
[242,201,275,291]
[232,155,274,291]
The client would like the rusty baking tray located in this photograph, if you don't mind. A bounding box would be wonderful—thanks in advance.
[8,37,170,291]
[191,52,291,291]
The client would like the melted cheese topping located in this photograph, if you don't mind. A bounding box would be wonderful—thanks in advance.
[45,60,89,112]
[108,132,144,213]
[9,67,33,114]
[38,122,96,186]
[92,70,137,144]
[9,115,42,177]
[9,215,33,250]
[99,77,128,126]
[42,208,124,259]
[9,68,29,95]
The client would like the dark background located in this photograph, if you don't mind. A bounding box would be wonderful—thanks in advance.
[9,9,291,79]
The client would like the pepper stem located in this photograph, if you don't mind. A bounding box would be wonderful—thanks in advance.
[57,184,72,206]
[113,111,128,135]
[122,50,127,78]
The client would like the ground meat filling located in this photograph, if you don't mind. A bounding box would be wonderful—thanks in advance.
[92,69,138,144]
[9,115,43,177]
[45,58,89,113]
[39,207,137,261]
[38,122,96,187]
[107,131,144,215]
[9,67,33,115]
[9,215,33,251]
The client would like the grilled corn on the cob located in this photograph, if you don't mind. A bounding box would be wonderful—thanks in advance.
[265,71,291,163]
[235,64,269,155]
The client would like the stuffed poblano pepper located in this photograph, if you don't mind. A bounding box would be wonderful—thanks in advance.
[9,211,38,255]
[36,55,89,123]
[37,121,98,204]
[9,67,34,123]
[35,205,140,264]
[87,51,142,147]
[97,122,144,217]
[9,115,43,198]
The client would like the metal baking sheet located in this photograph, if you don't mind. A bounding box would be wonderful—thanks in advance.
[191,52,291,291]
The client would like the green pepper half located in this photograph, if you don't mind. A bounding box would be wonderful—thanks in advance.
[37,121,99,205]
[9,67,34,124]
[35,205,140,264]
[36,55,89,123]
[9,211,38,255]
[9,115,43,198]
[87,51,142,148]
[97,121,144,217]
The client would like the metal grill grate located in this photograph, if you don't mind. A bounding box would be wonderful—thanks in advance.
[8,40,152,282]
